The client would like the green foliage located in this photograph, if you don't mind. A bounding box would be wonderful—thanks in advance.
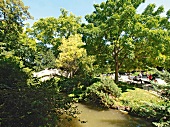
[0,45,78,127]
[120,88,169,127]
[0,1,80,126]
[0,0,36,70]
[58,76,99,94]
[31,9,81,57]
[33,49,56,71]
[78,55,97,77]
[0,0,33,53]
[0,56,29,88]
[0,85,77,126]
[151,69,170,126]
[0,64,78,127]
[82,0,170,82]
[84,77,122,107]
[14,31,37,68]
[1,0,169,126]
[56,34,87,78]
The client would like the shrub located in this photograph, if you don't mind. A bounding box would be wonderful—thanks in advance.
[151,69,170,127]
[84,77,122,108]
[58,76,100,103]
[0,84,79,126]
[0,56,29,89]
[119,88,169,126]
[0,73,78,126]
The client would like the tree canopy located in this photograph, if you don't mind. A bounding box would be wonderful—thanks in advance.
[82,0,170,82]
[1,0,170,126]
[0,0,33,54]
[56,34,87,78]
[31,9,81,57]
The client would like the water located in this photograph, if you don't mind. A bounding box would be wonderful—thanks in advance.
[58,103,154,127]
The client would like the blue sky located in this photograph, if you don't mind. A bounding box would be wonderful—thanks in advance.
[23,0,170,26]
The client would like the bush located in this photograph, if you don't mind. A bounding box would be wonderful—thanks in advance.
[151,69,170,127]
[1,88,55,126]
[0,45,79,126]
[58,76,100,103]
[0,69,78,126]
[84,77,122,108]
[0,84,78,127]
[58,76,99,93]
[0,56,29,89]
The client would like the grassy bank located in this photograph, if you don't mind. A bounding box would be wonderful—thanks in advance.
[117,86,169,127]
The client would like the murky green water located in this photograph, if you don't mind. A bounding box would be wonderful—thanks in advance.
[58,103,154,127]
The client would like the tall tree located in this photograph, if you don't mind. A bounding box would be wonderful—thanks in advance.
[0,0,32,54]
[82,0,170,82]
[31,9,81,57]
[132,4,170,70]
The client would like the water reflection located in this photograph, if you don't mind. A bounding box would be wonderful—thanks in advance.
[58,103,154,127]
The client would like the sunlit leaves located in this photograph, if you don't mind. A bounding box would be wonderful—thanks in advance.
[142,3,156,16]
[56,34,86,77]
[31,9,81,57]
[0,0,33,55]
[83,0,170,82]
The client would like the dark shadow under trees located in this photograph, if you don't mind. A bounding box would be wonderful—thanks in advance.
[0,57,78,126]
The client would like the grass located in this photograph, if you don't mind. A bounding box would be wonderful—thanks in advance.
[117,88,165,120]
[119,88,163,106]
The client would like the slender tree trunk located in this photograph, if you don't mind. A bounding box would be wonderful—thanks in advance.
[114,47,119,83]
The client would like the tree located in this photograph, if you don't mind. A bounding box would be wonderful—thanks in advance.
[0,0,34,88]
[132,4,170,70]
[14,30,37,68]
[0,0,33,54]
[0,2,80,126]
[33,49,56,71]
[31,9,81,57]
[56,34,86,78]
[82,0,170,82]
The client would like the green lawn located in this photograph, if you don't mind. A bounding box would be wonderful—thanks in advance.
[119,88,163,106]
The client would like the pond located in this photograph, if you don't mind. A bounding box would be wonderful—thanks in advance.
[58,103,154,127]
